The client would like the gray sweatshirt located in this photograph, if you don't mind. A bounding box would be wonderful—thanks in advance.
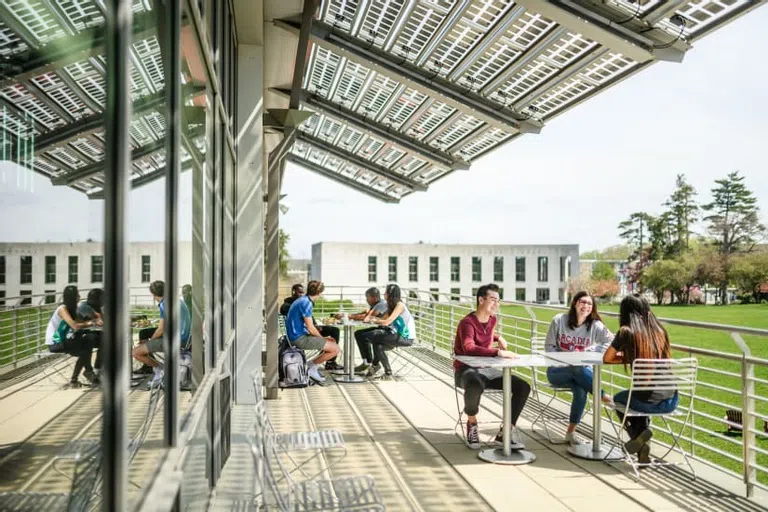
[545,313,614,353]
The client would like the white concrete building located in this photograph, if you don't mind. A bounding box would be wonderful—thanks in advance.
[310,242,579,304]
[0,242,192,306]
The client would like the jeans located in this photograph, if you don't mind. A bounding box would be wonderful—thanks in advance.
[613,390,679,439]
[354,327,411,372]
[318,325,340,363]
[546,366,602,425]
[455,366,531,425]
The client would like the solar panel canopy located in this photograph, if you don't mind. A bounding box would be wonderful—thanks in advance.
[0,0,763,201]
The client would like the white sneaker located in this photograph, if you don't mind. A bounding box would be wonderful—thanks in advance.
[307,363,326,385]
[149,367,164,389]
[565,431,587,446]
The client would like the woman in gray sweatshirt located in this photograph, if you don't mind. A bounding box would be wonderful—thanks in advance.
[545,291,615,445]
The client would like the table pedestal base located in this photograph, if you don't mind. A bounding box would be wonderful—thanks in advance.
[333,375,366,384]
[478,448,536,465]
[568,444,623,461]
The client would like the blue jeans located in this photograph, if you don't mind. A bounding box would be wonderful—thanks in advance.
[546,366,602,425]
[613,390,679,438]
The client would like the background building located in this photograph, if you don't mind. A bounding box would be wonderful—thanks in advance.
[0,242,192,306]
[311,242,579,304]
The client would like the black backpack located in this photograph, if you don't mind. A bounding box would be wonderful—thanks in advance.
[278,336,309,388]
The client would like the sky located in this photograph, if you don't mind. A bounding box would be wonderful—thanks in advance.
[1,9,767,259]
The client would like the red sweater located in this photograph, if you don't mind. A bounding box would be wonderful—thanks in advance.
[453,313,500,372]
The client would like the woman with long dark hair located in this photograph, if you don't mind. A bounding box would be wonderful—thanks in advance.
[365,284,415,377]
[603,293,678,464]
[544,290,615,445]
[45,285,102,385]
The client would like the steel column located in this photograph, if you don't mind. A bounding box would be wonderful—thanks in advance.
[101,0,132,510]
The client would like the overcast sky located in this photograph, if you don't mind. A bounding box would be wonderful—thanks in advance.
[1,10,767,259]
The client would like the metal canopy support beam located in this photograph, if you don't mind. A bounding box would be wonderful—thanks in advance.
[287,154,399,203]
[52,138,166,185]
[270,87,468,170]
[274,17,543,135]
[87,162,194,199]
[513,0,687,63]
[297,132,427,191]
[643,0,686,26]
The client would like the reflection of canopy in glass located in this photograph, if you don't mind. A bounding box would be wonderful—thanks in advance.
[0,0,206,196]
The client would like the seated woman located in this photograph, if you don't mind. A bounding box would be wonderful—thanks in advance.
[78,288,104,378]
[46,285,103,386]
[545,291,614,445]
[364,284,415,378]
[603,294,678,464]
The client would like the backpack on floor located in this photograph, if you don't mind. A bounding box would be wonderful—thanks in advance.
[278,335,309,388]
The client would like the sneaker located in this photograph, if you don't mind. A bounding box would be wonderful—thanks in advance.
[466,423,481,449]
[494,427,525,450]
[307,364,326,385]
[82,371,98,386]
[324,361,344,371]
[624,428,653,455]
[354,362,370,374]
[149,367,164,389]
[565,431,587,446]
[637,443,652,465]
[366,363,381,378]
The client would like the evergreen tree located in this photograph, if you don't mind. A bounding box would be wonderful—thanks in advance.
[702,171,766,303]
[663,174,698,255]
[618,212,654,261]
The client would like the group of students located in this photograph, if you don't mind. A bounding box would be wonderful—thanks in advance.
[280,281,415,384]
[455,284,677,464]
[45,280,192,388]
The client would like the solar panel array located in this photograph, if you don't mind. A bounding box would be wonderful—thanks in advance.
[0,0,762,200]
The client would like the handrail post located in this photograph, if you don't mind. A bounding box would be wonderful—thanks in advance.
[13,308,19,367]
[733,332,755,498]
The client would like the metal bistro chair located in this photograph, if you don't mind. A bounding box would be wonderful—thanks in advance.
[452,350,506,448]
[252,371,346,481]
[250,388,384,511]
[603,357,698,479]
[528,337,592,444]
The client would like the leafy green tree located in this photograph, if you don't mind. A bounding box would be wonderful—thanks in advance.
[663,174,699,256]
[640,260,686,304]
[702,171,766,303]
[731,252,768,302]
[279,229,290,278]
[591,261,616,282]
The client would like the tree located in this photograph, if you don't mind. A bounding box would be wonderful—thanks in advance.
[663,174,699,256]
[731,252,768,302]
[640,260,685,304]
[618,212,654,260]
[591,261,616,281]
[647,213,675,261]
[592,280,620,300]
[278,229,290,278]
[702,171,766,303]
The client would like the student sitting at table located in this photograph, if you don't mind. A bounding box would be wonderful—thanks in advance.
[281,283,342,370]
[46,285,102,386]
[454,284,530,449]
[285,280,340,384]
[544,290,615,445]
[603,294,678,465]
[350,287,390,375]
[132,280,192,387]
[364,284,415,378]
[77,288,105,380]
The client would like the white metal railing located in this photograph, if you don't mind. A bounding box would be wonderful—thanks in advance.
[395,291,768,499]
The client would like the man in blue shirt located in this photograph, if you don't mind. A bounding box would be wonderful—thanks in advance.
[132,280,192,387]
[285,280,340,384]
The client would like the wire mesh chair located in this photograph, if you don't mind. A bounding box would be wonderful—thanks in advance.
[528,337,591,444]
[252,370,346,480]
[603,357,698,479]
[250,375,384,511]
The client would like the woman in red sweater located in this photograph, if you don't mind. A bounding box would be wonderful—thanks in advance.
[454,284,531,449]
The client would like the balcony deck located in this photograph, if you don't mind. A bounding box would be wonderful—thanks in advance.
[213,349,768,511]
[1,349,767,511]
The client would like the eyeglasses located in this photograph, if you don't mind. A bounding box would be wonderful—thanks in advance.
[578,299,593,306]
